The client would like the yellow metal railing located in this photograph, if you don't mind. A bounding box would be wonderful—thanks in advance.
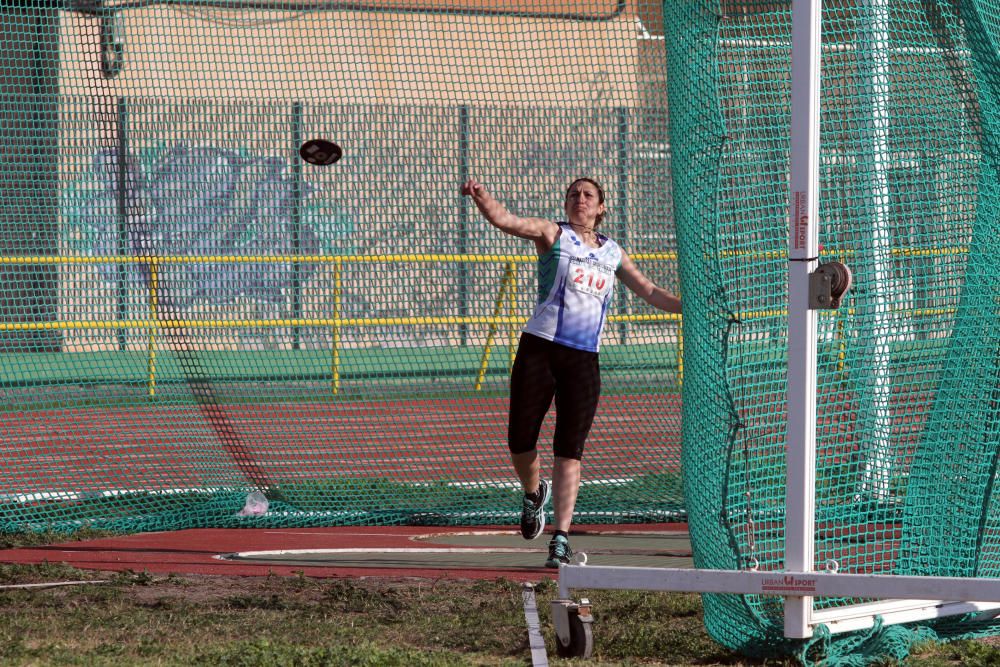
[0,245,969,267]
[475,261,518,391]
[148,261,159,395]
[6,243,968,395]
[1,252,683,395]
[0,253,549,266]
[10,242,967,397]
[332,259,342,394]
[717,246,969,259]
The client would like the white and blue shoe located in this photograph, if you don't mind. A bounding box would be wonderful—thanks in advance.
[546,534,573,568]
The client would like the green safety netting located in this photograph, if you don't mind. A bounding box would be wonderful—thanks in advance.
[665,0,1000,662]
[0,1,682,531]
[7,0,1000,662]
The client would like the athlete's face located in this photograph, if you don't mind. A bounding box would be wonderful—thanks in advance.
[564,180,605,227]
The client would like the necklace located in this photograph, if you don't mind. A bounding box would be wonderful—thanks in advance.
[567,222,599,244]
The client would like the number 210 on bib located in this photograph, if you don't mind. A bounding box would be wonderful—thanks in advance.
[569,258,614,298]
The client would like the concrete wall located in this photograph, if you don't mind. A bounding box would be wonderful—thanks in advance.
[59,2,637,104]
[52,1,676,354]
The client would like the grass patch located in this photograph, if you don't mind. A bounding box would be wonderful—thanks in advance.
[0,527,120,550]
[0,564,773,666]
[0,558,997,665]
[0,345,680,386]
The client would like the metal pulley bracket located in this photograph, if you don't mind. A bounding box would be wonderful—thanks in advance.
[809,261,852,309]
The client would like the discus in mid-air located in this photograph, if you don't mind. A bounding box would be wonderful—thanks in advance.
[299,138,342,165]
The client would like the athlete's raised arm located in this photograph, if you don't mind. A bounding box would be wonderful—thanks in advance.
[461,178,560,253]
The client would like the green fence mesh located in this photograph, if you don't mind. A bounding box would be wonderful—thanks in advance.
[665,0,1000,661]
[0,2,683,532]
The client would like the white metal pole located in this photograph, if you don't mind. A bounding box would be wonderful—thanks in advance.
[785,0,823,640]
[856,0,896,502]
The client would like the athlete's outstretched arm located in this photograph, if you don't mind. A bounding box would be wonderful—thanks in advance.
[461,178,559,251]
[617,252,682,313]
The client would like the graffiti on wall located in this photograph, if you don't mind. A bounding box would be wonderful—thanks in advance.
[64,144,357,344]
[63,143,439,349]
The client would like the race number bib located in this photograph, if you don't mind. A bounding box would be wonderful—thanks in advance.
[568,257,614,298]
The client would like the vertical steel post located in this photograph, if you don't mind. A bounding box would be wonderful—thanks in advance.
[458,105,470,346]
[116,97,129,351]
[785,0,823,639]
[291,101,304,350]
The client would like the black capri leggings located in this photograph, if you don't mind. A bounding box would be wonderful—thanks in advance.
[507,332,601,460]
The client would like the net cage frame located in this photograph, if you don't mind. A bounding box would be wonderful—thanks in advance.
[556,0,1000,643]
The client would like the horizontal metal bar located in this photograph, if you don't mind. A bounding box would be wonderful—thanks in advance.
[559,566,1000,603]
[0,312,682,332]
[719,37,969,57]
[0,245,969,265]
[66,0,627,22]
[811,599,1000,635]
[0,252,679,265]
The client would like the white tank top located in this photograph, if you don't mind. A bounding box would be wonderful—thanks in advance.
[522,223,623,352]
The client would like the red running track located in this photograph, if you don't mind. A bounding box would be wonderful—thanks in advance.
[1,395,682,497]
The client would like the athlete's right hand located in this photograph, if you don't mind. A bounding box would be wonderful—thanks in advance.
[461,178,482,197]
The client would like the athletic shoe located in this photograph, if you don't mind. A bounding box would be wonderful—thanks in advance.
[545,534,573,568]
[519,479,551,540]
